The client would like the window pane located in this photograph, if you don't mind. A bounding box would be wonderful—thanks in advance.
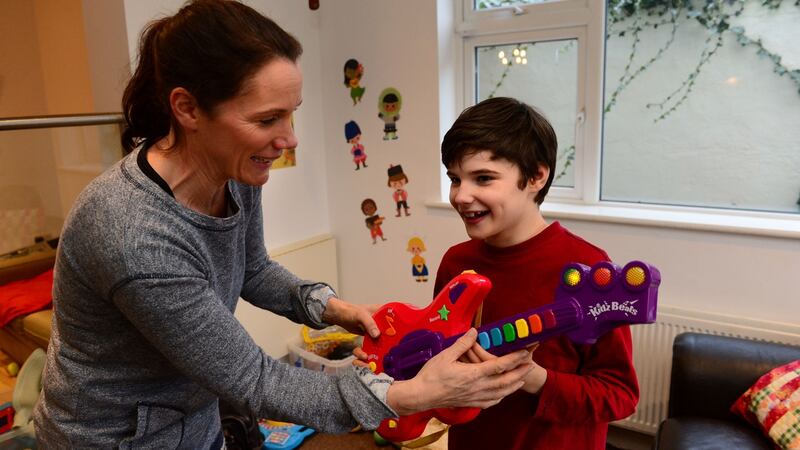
[475,0,561,10]
[0,122,124,255]
[602,2,800,213]
[476,39,578,187]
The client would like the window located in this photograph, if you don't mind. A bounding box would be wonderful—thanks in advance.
[602,1,800,214]
[454,0,800,233]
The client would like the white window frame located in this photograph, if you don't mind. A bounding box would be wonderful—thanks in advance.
[432,0,800,239]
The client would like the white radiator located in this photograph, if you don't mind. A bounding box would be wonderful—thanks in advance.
[615,305,800,435]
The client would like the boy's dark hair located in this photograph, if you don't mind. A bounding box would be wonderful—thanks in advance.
[121,0,303,154]
[441,97,557,205]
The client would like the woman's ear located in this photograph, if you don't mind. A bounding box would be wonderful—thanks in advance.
[169,87,200,131]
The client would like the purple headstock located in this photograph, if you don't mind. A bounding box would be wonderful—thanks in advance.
[561,260,659,344]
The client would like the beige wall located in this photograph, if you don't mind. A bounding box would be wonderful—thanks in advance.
[0,1,48,116]
[32,0,94,114]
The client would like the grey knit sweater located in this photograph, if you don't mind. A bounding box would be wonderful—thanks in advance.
[33,148,395,448]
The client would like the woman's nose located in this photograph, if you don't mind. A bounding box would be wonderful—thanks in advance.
[274,118,298,150]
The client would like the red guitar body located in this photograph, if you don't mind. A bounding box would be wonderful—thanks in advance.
[361,272,491,442]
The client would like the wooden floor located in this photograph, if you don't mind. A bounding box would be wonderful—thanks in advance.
[0,349,16,405]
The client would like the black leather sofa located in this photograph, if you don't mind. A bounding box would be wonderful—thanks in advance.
[653,332,800,450]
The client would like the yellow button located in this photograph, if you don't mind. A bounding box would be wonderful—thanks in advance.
[369,362,377,373]
[461,269,477,274]
[515,318,529,338]
[388,419,398,428]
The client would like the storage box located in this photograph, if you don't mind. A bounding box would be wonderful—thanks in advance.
[286,336,358,375]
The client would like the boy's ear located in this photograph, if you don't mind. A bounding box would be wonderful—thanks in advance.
[169,87,201,131]
[528,163,550,191]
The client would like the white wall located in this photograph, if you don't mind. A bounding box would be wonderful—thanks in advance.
[317,1,800,327]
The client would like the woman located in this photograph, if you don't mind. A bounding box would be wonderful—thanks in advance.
[32,1,533,447]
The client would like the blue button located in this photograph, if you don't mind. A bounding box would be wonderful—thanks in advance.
[490,328,503,347]
[478,332,491,350]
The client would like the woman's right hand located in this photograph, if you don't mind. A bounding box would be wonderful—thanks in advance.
[385,328,534,415]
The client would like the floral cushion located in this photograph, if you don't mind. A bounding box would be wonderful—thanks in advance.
[731,359,800,450]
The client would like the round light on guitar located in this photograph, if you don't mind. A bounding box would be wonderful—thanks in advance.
[563,267,581,287]
[625,266,646,287]
[593,267,612,286]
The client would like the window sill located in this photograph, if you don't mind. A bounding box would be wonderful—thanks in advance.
[424,200,800,239]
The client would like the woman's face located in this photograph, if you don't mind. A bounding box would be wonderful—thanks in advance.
[193,58,302,186]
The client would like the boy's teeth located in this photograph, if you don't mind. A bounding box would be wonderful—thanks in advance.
[464,211,486,218]
[251,156,270,163]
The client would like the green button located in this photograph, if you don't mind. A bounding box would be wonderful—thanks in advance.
[503,323,516,342]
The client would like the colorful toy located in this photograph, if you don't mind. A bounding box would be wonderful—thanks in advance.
[259,420,315,450]
[0,402,14,433]
[361,260,660,442]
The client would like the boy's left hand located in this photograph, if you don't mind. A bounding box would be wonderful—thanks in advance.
[321,297,381,338]
[461,342,548,394]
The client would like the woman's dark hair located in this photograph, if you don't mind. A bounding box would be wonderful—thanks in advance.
[441,97,557,205]
[121,0,303,154]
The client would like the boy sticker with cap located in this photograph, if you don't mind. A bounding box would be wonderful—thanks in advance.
[345,121,367,170]
[387,164,410,217]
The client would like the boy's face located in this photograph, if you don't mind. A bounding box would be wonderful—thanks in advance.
[447,150,547,248]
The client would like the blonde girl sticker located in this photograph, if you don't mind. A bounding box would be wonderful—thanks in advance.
[407,237,428,282]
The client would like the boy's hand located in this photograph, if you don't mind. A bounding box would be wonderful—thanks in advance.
[461,341,547,394]
[321,297,381,338]
[386,329,534,415]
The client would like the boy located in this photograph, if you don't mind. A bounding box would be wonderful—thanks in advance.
[437,97,639,450]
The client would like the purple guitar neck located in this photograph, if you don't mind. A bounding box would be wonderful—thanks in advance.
[383,261,659,380]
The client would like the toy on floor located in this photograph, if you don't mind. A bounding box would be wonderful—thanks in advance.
[0,402,14,433]
[361,260,660,442]
[259,420,315,450]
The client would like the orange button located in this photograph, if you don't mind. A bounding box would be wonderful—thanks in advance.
[528,314,542,333]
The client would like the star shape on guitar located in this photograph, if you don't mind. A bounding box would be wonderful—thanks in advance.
[437,305,450,321]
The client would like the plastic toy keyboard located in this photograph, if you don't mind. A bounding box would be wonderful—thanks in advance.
[361,260,660,442]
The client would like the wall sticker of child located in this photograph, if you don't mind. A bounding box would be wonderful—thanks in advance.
[345,121,367,170]
[360,198,387,244]
[387,164,410,217]
[377,87,401,140]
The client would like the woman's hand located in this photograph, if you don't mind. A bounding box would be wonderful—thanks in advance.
[385,329,534,416]
[321,297,381,338]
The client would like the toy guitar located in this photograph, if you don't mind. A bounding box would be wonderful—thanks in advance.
[361,260,660,442]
